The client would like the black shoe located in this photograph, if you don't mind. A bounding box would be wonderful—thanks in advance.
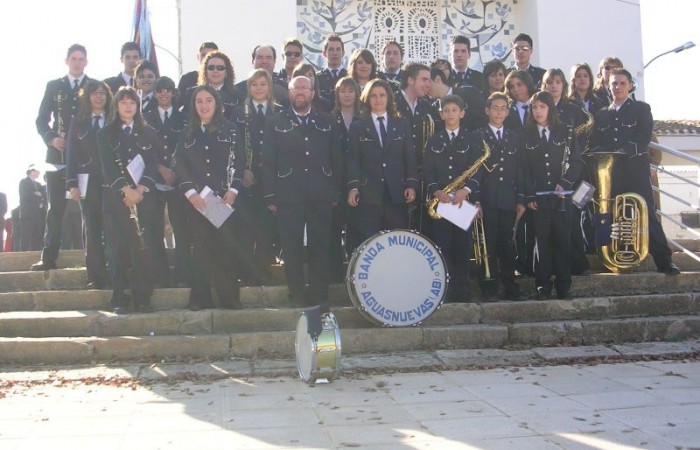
[536,287,550,300]
[659,263,681,276]
[85,281,104,290]
[30,260,57,271]
[135,304,154,313]
[556,291,573,300]
[112,306,131,315]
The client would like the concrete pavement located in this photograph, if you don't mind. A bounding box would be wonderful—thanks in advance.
[2,343,700,449]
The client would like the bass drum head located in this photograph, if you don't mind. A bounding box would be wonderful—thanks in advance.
[346,229,448,327]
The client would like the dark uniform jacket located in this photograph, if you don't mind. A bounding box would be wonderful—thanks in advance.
[317,67,347,104]
[347,116,419,206]
[394,91,440,168]
[262,108,342,206]
[452,68,482,89]
[97,124,160,194]
[65,117,105,191]
[182,85,244,121]
[556,99,589,130]
[505,101,529,130]
[588,98,652,158]
[232,101,280,192]
[377,69,403,83]
[19,177,46,216]
[173,120,245,198]
[142,107,187,170]
[469,126,521,210]
[36,75,89,164]
[423,128,483,199]
[104,73,130,96]
[518,125,584,208]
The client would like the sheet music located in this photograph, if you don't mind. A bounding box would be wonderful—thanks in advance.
[126,154,145,185]
[436,200,479,231]
[44,163,67,172]
[198,186,234,229]
[65,174,89,200]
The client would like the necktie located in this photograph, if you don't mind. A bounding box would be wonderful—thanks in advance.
[496,129,502,142]
[93,115,101,130]
[521,104,529,124]
[377,116,387,148]
[73,79,80,92]
[163,110,169,125]
[450,131,456,141]
[297,115,307,126]
[257,103,265,119]
[123,126,132,137]
[541,128,548,145]
[331,69,338,79]
[458,71,465,83]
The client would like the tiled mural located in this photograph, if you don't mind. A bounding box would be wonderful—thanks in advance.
[297,0,518,69]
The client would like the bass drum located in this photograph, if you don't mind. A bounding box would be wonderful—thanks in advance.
[346,229,448,327]
[295,311,342,384]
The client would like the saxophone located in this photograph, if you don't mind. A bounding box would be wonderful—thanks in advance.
[426,139,491,220]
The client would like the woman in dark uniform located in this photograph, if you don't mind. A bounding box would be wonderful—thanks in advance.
[174,85,246,310]
[66,79,112,289]
[519,91,583,300]
[98,87,162,314]
[183,50,243,121]
[346,78,418,243]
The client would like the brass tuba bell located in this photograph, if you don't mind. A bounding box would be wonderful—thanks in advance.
[585,151,649,273]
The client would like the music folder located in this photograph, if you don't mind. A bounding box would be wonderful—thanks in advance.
[198,186,234,229]
[436,200,479,231]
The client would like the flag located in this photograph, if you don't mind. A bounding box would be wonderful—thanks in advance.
[131,0,159,76]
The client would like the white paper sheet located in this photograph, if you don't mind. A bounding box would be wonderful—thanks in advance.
[198,186,234,229]
[126,154,145,185]
[436,200,479,231]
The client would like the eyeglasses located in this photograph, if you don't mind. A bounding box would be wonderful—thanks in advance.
[604,65,620,71]
[207,65,226,71]
[285,51,301,58]
[514,46,531,52]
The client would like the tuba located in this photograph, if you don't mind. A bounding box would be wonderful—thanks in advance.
[585,151,649,273]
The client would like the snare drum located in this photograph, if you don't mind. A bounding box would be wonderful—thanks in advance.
[346,229,448,327]
[295,311,342,384]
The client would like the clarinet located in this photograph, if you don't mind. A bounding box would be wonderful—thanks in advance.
[558,123,574,212]
[55,90,66,164]
[112,132,148,249]
[225,125,237,191]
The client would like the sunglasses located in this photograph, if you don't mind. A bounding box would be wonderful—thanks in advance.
[604,65,620,71]
[207,65,226,71]
[285,51,301,58]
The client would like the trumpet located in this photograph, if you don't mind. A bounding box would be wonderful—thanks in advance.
[472,215,492,280]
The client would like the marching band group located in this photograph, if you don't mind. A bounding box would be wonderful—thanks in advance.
[32,32,679,314]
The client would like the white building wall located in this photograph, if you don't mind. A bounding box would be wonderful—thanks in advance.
[526,0,645,99]
[179,0,296,78]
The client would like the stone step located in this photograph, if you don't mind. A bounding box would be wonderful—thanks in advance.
[0,264,698,300]
[3,246,700,274]
[1,314,698,364]
[0,292,697,339]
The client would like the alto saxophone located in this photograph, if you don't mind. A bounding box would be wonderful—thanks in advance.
[426,139,491,220]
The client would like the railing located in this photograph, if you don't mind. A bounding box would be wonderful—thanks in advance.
[649,141,700,263]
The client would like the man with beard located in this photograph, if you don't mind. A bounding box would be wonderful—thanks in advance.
[262,76,342,306]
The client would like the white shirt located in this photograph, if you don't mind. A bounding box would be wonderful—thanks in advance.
[489,124,504,139]
[516,101,529,124]
[252,101,268,116]
[121,72,133,86]
[371,112,388,146]
[91,113,104,129]
[67,74,85,88]
[159,106,173,124]
[401,90,417,115]
[537,125,550,142]
[446,127,459,139]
